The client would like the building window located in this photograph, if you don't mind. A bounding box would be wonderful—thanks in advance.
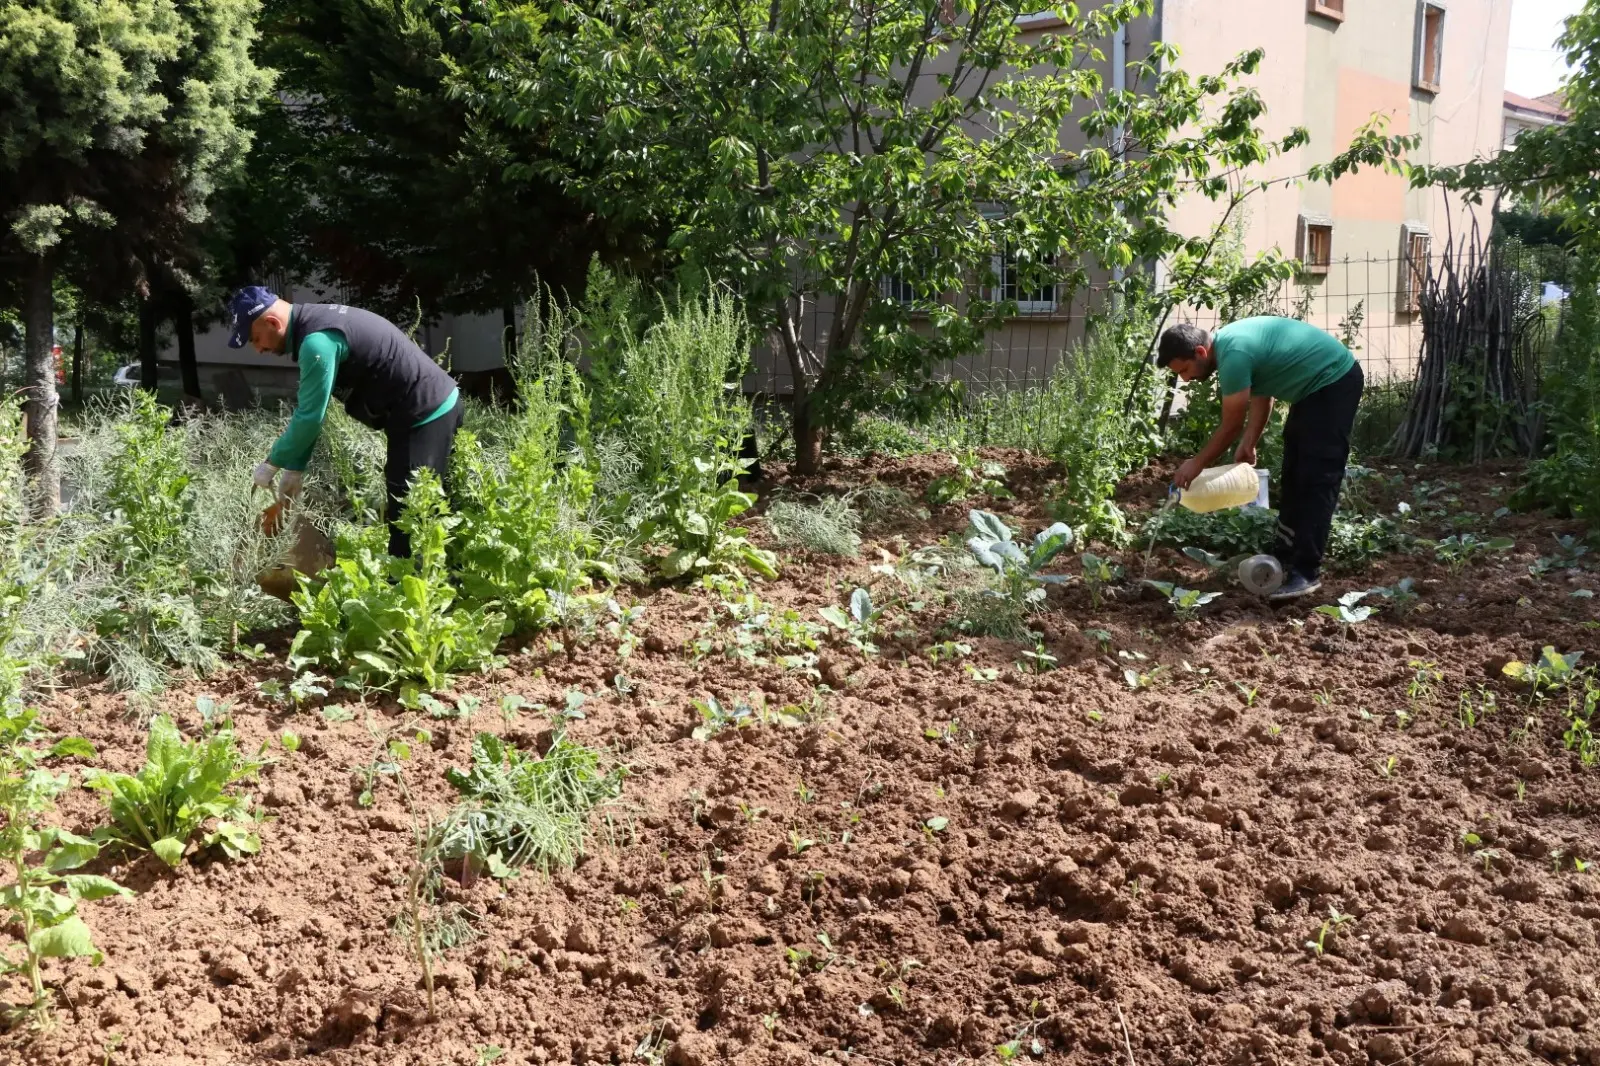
[988,251,1058,314]
[1297,215,1333,276]
[1414,2,1445,94]
[1399,224,1431,313]
[1307,0,1345,23]
[879,274,919,305]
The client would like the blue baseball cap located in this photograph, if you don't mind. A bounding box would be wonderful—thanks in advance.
[226,285,278,349]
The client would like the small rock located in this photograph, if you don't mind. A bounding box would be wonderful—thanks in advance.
[1263,875,1296,909]
[1000,790,1041,820]
[1211,1003,1252,1031]
[323,988,381,1036]
[1517,758,1550,781]
[263,782,305,809]
[1012,956,1055,983]
[1440,916,1489,946]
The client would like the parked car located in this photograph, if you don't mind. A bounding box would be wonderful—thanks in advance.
[112,363,183,388]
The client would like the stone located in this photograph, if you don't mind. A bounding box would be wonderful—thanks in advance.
[1366,1033,1405,1064]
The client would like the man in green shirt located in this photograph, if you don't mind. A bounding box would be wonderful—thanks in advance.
[227,286,463,558]
[1158,316,1364,600]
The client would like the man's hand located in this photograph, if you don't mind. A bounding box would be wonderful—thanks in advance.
[1173,457,1206,490]
[279,469,304,498]
[1234,442,1258,466]
[252,462,279,490]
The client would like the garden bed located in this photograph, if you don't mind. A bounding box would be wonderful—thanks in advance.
[6,451,1599,1066]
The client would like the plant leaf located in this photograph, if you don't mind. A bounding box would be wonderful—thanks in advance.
[60,875,132,902]
[152,838,186,867]
[30,915,101,962]
[49,737,96,760]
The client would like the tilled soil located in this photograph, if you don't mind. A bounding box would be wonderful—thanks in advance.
[5,452,1599,1066]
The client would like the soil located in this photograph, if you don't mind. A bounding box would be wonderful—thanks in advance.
[5,450,1599,1066]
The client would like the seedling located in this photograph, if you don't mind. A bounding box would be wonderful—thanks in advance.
[1407,661,1442,707]
[499,694,528,727]
[965,665,999,683]
[927,449,1011,506]
[1235,682,1259,707]
[1017,639,1057,674]
[1085,628,1114,653]
[1434,533,1514,574]
[923,719,964,746]
[1502,647,1583,698]
[1142,580,1222,621]
[922,815,949,840]
[1080,553,1121,609]
[1315,590,1376,637]
[1370,577,1420,616]
[820,588,880,655]
[926,640,972,663]
[1456,686,1497,729]
[1375,756,1399,779]
[1305,906,1354,958]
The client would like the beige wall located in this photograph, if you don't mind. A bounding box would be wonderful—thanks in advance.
[1158,0,1510,382]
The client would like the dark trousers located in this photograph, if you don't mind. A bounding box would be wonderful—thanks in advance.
[1274,362,1363,580]
[384,398,464,558]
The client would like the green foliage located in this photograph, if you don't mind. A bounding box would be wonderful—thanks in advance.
[1143,580,1222,621]
[441,729,622,876]
[765,494,862,557]
[1315,590,1376,633]
[0,708,129,1027]
[290,471,505,696]
[84,702,266,867]
[1146,505,1277,557]
[820,588,881,655]
[449,356,615,632]
[1080,552,1122,610]
[1433,533,1514,574]
[450,0,1403,451]
[926,449,1011,507]
[957,511,1073,638]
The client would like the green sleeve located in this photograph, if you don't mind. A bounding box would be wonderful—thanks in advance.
[1214,332,1253,397]
[267,330,345,470]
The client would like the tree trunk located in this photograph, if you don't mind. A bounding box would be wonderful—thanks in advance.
[502,302,517,364]
[71,316,84,408]
[20,257,60,519]
[792,394,824,474]
[138,297,159,390]
[174,292,202,402]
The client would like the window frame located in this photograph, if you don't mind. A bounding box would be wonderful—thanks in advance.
[1398,223,1431,314]
[1414,1,1446,94]
[1297,215,1334,276]
[987,250,1060,315]
[1307,0,1345,24]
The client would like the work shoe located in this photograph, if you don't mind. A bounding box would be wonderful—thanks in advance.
[1268,573,1321,602]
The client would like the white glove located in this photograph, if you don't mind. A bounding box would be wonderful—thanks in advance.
[252,462,279,490]
[279,469,304,498]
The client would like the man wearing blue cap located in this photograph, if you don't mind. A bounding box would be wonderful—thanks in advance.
[228,286,462,558]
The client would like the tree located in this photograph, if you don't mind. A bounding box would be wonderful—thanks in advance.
[442,0,1407,471]
[0,0,271,515]
[231,0,649,329]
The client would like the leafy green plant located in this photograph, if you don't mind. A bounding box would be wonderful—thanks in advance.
[820,587,880,655]
[925,640,972,663]
[958,511,1073,638]
[1502,646,1584,697]
[926,449,1011,507]
[766,494,862,557]
[84,701,267,867]
[0,709,130,1028]
[1370,577,1420,616]
[691,694,801,740]
[290,472,506,697]
[1434,533,1514,574]
[395,817,480,1021]
[1457,685,1498,729]
[1143,581,1222,622]
[441,729,623,876]
[1315,589,1376,637]
[1080,552,1121,609]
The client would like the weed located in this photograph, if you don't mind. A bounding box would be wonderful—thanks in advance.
[766,494,863,557]
[85,700,266,866]
[395,817,481,1020]
[441,729,622,876]
[926,640,972,663]
[350,734,415,807]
